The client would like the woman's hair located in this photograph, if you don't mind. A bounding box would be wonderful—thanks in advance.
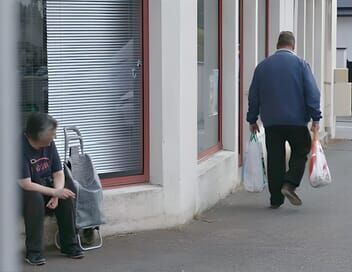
[25,112,58,141]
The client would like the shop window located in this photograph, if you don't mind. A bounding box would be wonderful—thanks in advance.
[197,0,222,158]
[19,0,148,185]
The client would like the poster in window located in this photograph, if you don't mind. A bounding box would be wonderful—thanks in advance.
[209,69,219,116]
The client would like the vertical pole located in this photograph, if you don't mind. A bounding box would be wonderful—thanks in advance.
[0,0,20,271]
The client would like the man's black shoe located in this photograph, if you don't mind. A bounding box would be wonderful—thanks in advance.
[61,247,84,259]
[281,183,302,206]
[25,254,46,266]
[270,204,281,209]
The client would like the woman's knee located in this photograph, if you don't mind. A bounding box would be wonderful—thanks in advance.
[22,190,45,214]
[57,198,75,212]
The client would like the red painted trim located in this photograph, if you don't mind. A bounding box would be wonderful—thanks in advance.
[265,0,270,57]
[142,0,150,183]
[198,143,223,161]
[198,0,223,160]
[103,175,148,188]
[104,182,150,190]
[238,0,244,166]
[218,0,223,146]
[102,0,150,189]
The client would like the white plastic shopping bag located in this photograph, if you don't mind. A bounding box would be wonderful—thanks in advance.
[309,139,331,187]
[243,133,267,192]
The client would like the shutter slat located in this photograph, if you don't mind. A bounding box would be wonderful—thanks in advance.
[47,0,143,175]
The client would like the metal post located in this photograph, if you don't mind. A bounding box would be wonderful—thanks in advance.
[0,0,20,270]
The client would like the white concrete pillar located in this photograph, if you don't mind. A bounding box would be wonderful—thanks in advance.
[257,0,267,62]
[243,0,258,143]
[0,0,20,270]
[149,0,197,219]
[222,0,239,154]
[332,0,337,136]
[268,0,281,54]
[280,0,295,31]
[243,0,258,92]
[293,0,299,36]
[179,0,198,216]
[314,0,326,130]
[149,0,163,186]
[306,0,315,71]
[268,0,295,54]
[324,0,337,137]
[296,0,307,59]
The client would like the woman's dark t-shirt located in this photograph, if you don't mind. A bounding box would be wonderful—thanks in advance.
[21,134,62,185]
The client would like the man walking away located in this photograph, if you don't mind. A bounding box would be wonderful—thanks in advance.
[246,31,321,209]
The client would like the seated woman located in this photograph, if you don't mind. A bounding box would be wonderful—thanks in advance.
[19,112,84,266]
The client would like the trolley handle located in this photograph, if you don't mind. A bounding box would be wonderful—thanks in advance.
[64,126,84,162]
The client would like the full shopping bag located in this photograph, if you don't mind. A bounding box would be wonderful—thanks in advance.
[243,133,266,192]
[309,139,331,187]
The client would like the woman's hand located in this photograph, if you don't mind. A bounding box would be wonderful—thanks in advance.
[53,188,75,199]
[46,196,59,209]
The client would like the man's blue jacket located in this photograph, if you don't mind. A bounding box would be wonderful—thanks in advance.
[246,49,322,127]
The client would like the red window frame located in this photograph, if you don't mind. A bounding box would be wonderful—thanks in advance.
[239,0,244,166]
[102,0,150,188]
[198,0,223,161]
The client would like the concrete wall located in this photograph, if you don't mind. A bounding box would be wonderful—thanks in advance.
[337,16,352,61]
[336,48,347,68]
[106,0,240,235]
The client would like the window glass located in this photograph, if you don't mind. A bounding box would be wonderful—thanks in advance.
[197,0,220,154]
[19,0,48,128]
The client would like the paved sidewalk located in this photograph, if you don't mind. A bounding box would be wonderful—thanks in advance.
[22,140,352,272]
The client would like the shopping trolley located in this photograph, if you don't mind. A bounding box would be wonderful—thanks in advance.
[55,127,105,251]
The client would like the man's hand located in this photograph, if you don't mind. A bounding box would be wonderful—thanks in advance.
[53,188,75,199]
[311,122,320,133]
[46,197,59,209]
[311,122,320,140]
[249,123,260,134]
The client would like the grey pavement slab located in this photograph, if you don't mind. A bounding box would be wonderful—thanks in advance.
[21,140,352,272]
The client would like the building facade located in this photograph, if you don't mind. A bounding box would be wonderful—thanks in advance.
[337,0,352,67]
[16,0,337,238]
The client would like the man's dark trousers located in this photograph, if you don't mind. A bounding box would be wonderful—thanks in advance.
[264,125,311,206]
[22,189,78,256]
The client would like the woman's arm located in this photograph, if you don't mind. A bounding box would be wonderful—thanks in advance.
[52,170,65,190]
[19,177,75,199]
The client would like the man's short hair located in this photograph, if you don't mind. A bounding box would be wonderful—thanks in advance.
[276,31,295,49]
[25,112,57,141]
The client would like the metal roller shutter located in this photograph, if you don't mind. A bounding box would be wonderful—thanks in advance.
[46,0,144,177]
